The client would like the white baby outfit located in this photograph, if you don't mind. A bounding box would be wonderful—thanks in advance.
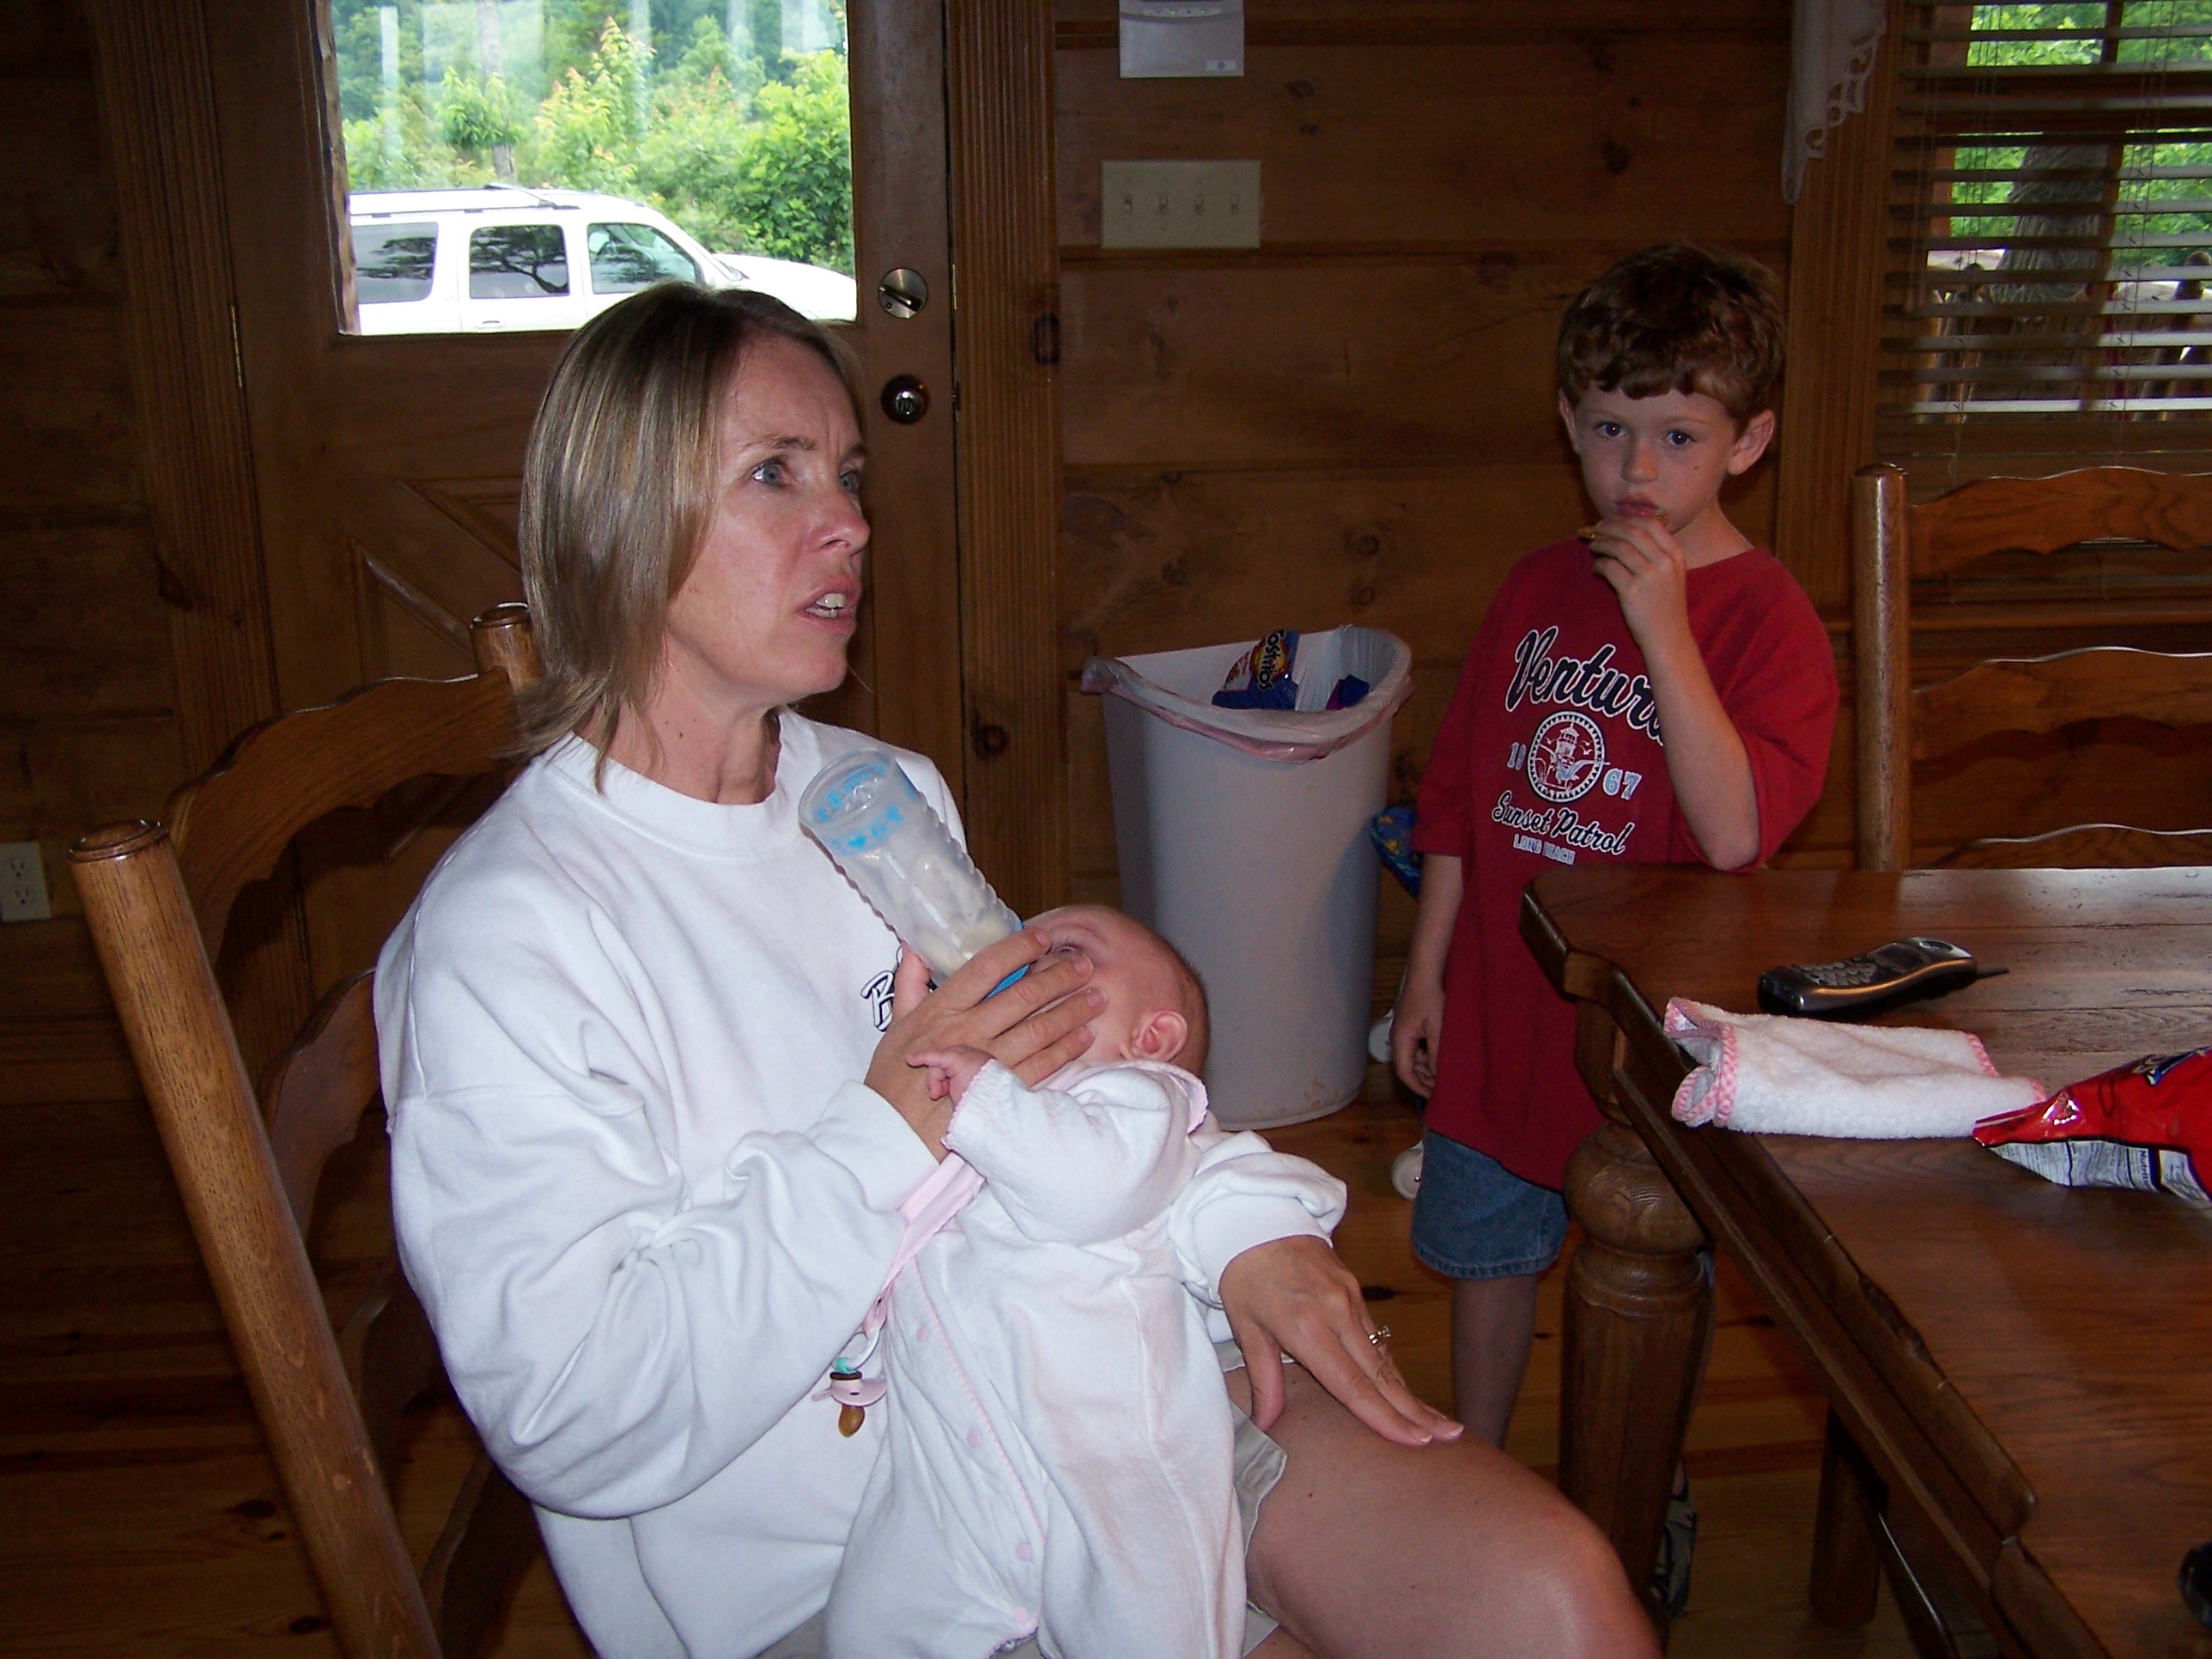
[825,1059,1345,1659]
[374,718,1340,1658]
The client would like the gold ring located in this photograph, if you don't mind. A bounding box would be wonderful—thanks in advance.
[1367,1325,1392,1347]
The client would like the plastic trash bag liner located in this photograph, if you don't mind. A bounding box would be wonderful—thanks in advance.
[1080,625,1413,763]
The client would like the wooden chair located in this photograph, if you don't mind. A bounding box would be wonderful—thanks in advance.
[68,605,544,1659]
[1852,462,2212,872]
[1840,465,2212,1652]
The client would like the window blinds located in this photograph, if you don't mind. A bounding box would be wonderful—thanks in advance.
[1884,2,2212,421]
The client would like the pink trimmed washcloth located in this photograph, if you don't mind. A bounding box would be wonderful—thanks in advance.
[1662,999,2045,1138]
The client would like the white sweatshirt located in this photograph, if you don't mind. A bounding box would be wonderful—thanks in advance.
[825,1059,1345,1659]
[374,718,1340,1659]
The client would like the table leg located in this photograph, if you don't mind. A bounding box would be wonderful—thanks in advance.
[1809,1409,1884,1627]
[1559,1009,1713,1610]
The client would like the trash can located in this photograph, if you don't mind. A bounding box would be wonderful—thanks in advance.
[1081,627,1413,1127]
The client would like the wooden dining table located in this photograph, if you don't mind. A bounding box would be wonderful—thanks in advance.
[1520,865,2212,1659]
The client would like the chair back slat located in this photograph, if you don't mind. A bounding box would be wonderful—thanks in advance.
[170,673,518,959]
[70,823,439,1659]
[261,972,380,1234]
[1936,825,2212,869]
[1854,465,2212,869]
[1911,648,2212,761]
[421,1455,543,1656]
[1910,465,2212,577]
[339,1267,446,1487]
[170,601,538,958]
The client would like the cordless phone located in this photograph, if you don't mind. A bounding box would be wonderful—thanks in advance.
[1756,937,1990,1020]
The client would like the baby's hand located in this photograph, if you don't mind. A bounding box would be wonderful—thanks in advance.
[909,1045,993,1103]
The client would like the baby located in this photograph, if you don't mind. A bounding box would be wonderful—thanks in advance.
[823,905,1345,1659]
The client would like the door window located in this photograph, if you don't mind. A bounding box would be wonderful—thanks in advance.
[330,0,854,331]
[469,223,569,298]
[351,221,438,302]
[588,222,701,292]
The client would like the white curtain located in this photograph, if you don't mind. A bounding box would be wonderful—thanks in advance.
[1785,0,1889,202]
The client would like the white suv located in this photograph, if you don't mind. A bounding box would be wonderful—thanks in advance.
[349,186,855,332]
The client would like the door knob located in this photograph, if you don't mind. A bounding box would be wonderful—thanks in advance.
[880,374,929,424]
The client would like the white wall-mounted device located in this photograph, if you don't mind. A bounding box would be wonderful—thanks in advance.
[1119,0,1243,78]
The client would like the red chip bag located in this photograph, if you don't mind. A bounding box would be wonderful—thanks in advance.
[1972,1048,2211,1204]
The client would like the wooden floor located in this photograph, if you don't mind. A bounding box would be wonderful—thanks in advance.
[0,1061,1914,1656]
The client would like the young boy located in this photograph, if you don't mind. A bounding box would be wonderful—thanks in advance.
[824,904,1346,1659]
[1392,245,1837,1452]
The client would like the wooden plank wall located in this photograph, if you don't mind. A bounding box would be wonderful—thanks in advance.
[0,0,176,1102]
[1052,0,1800,994]
[8,0,2207,1073]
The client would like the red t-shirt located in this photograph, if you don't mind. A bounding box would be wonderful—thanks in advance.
[1411,540,1838,1188]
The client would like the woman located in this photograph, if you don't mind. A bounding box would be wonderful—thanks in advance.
[376,283,1655,1659]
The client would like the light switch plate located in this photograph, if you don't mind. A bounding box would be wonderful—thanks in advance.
[1,842,50,922]
[1101,161,1261,249]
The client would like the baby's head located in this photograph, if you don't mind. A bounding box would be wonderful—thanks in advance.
[1031,904,1209,1074]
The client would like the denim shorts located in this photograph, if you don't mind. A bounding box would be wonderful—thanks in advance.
[1408,1129,1570,1280]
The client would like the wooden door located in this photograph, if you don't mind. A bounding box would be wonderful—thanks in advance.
[198,0,963,992]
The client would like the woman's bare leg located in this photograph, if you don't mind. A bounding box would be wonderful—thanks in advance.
[1231,1366,1657,1659]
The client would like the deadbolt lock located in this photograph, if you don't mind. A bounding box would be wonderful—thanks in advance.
[878,268,929,319]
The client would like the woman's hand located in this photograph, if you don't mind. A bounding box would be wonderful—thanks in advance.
[1218,1235,1463,1448]
[865,928,1102,1156]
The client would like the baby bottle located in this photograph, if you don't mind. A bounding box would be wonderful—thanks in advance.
[798,745,1023,980]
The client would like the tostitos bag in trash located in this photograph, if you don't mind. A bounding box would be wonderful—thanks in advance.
[1210,629,1375,714]
[1972,1047,2212,1205]
[1212,629,1303,710]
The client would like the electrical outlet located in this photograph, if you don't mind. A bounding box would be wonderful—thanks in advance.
[0,842,49,922]
[1100,161,1261,249]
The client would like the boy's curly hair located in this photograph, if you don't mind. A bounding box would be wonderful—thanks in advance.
[1556,245,1784,426]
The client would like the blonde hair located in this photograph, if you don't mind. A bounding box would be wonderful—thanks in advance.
[511,282,860,761]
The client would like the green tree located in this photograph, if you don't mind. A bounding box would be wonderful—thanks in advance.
[441,69,524,151]
[523,17,646,194]
[331,0,429,124]
[337,9,856,276]
[629,21,851,270]
[542,3,627,94]
[343,82,495,191]
[1954,3,2212,242]
[732,50,853,269]
[632,19,759,246]
[660,12,763,94]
